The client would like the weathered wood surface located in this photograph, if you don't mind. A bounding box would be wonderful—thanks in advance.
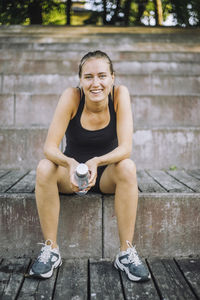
[0,257,199,300]
[7,170,36,193]
[147,258,198,300]
[0,170,29,193]
[137,170,166,193]
[0,169,200,194]
[167,170,200,192]
[146,170,194,193]
[187,169,200,181]
[175,257,200,299]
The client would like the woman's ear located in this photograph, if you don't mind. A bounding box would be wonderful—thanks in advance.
[112,72,115,83]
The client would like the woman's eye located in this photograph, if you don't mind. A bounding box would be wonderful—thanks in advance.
[100,74,106,79]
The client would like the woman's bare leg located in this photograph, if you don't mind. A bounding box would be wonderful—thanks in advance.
[35,159,73,248]
[100,159,138,251]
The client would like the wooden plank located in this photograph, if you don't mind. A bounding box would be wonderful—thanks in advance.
[187,169,200,181]
[7,170,36,193]
[0,170,29,193]
[147,258,196,300]
[175,258,200,299]
[0,170,11,179]
[0,258,30,299]
[18,263,58,300]
[89,259,124,300]
[120,262,160,300]
[54,259,88,300]
[167,170,200,192]
[137,170,167,193]
[147,170,193,193]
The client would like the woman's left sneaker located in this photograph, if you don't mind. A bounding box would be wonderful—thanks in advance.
[114,241,150,282]
[29,239,62,279]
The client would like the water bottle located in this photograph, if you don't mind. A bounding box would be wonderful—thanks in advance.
[74,163,89,196]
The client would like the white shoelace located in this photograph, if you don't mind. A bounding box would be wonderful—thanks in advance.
[126,241,142,266]
[38,239,53,264]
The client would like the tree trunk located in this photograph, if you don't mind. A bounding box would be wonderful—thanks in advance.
[154,0,163,26]
[28,0,43,24]
[124,0,132,26]
[102,0,107,25]
[110,0,121,24]
[135,0,148,25]
[66,0,72,25]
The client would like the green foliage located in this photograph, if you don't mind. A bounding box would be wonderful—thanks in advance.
[171,0,200,26]
[0,0,199,26]
[169,165,177,171]
[42,2,66,25]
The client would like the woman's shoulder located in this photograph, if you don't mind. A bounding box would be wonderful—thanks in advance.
[61,87,81,100]
[114,85,129,96]
[58,87,81,118]
[113,85,130,110]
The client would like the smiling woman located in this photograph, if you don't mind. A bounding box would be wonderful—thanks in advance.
[29,50,150,282]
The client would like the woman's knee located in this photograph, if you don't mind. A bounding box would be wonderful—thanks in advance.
[36,159,57,184]
[114,159,137,183]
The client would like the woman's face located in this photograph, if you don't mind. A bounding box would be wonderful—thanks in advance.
[80,58,114,103]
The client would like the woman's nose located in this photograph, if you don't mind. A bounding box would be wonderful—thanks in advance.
[92,76,100,86]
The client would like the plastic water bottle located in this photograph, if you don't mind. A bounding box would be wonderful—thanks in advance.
[74,163,89,196]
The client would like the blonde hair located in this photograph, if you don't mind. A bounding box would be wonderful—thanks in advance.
[79,50,114,78]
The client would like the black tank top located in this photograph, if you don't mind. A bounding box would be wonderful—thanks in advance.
[64,89,118,163]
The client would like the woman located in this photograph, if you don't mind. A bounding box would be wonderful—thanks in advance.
[29,50,150,282]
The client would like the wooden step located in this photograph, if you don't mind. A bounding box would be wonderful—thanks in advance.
[0,169,199,258]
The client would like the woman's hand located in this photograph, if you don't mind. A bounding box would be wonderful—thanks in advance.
[68,158,80,193]
[85,157,99,190]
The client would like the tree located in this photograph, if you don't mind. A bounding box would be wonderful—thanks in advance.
[153,0,163,25]
[171,0,200,26]
[66,0,72,25]
[0,0,59,25]
[28,0,43,24]
[124,0,132,25]
[135,0,148,25]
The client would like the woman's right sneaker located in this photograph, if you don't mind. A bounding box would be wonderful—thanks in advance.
[29,239,62,279]
[114,241,150,282]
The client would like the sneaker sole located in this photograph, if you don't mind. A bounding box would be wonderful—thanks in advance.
[29,257,62,279]
[114,258,151,282]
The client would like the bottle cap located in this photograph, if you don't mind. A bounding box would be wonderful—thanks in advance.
[76,163,89,177]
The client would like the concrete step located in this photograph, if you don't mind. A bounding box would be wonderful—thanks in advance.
[0,126,200,169]
[0,49,200,62]
[1,74,200,95]
[1,59,199,76]
[0,168,199,258]
[1,93,200,127]
[0,26,199,42]
[1,40,199,53]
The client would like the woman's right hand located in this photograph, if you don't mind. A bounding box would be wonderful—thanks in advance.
[68,158,80,193]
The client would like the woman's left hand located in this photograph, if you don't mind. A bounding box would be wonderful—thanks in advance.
[85,157,99,190]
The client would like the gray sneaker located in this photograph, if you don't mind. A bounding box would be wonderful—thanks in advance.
[29,239,62,279]
[114,241,150,282]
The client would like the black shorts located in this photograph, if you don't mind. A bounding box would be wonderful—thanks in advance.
[89,165,107,193]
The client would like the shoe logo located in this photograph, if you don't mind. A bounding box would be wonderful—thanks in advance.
[120,257,130,265]
[51,256,58,262]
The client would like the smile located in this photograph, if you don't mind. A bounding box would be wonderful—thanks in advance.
[90,89,103,94]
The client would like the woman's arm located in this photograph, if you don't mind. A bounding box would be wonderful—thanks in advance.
[43,87,80,168]
[95,85,133,167]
